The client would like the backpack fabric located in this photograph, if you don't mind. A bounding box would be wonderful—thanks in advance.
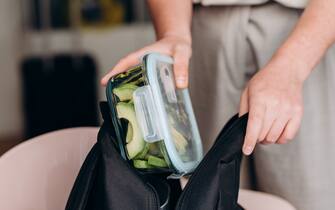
[66,102,247,210]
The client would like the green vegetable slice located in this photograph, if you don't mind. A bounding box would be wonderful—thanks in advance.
[133,159,151,169]
[171,127,188,155]
[148,142,161,156]
[113,84,138,102]
[126,123,133,143]
[135,143,150,159]
[147,155,168,168]
[116,102,145,159]
[158,142,172,167]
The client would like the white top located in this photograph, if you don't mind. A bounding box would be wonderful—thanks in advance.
[193,0,309,9]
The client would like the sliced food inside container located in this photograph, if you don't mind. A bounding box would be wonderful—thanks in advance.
[107,53,203,175]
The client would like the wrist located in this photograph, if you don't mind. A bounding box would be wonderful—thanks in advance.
[159,31,192,44]
[273,25,332,83]
[263,50,309,86]
[272,38,325,83]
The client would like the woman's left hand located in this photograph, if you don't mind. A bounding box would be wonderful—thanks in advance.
[239,56,305,155]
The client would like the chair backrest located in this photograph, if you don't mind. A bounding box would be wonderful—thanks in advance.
[238,189,296,210]
[0,127,98,210]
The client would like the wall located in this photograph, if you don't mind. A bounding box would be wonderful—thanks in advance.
[0,0,155,141]
[0,0,23,139]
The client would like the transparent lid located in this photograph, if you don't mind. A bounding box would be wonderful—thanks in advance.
[133,53,203,174]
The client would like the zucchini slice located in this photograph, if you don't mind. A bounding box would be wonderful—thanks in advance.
[147,155,168,168]
[133,159,151,169]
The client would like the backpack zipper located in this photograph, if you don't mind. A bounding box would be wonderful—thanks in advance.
[147,183,163,210]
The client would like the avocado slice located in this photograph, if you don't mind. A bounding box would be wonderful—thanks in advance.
[116,102,145,159]
[113,84,138,102]
[171,127,188,155]
[126,123,133,143]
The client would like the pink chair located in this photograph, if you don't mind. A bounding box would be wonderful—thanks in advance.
[0,127,295,210]
[0,127,98,210]
[239,189,295,210]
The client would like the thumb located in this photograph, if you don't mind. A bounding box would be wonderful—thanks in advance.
[173,50,190,89]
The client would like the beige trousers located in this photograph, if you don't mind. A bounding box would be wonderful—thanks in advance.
[190,2,335,210]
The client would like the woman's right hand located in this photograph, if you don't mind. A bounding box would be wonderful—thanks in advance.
[100,35,192,89]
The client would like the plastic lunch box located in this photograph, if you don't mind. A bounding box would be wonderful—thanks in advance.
[106,53,203,176]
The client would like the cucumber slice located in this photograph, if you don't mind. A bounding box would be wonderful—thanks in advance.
[133,159,152,169]
[113,84,138,102]
[135,143,150,159]
[116,102,145,159]
[147,155,168,168]
[159,142,172,167]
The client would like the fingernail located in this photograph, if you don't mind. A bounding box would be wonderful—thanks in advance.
[176,77,186,88]
[243,145,253,155]
[101,77,107,85]
[176,77,186,85]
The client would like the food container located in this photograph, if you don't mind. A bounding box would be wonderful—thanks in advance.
[106,53,203,176]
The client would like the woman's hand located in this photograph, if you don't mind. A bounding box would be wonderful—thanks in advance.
[239,56,305,155]
[101,0,193,87]
[101,35,192,88]
[239,0,335,155]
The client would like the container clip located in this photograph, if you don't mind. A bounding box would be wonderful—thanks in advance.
[133,86,162,143]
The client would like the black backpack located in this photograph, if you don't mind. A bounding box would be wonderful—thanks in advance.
[66,102,248,210]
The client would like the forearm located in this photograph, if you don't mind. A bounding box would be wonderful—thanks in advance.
[273,0,335,81]
[147,0,193,43]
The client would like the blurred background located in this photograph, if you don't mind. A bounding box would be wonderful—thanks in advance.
[0,0,155,155]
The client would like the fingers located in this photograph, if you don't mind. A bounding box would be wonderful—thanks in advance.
[101,50,143,85]
[239,89,249,117]
[241,97,303,154]
[173,47,191,89]
[239,63,304,154]
[243,99,265,155]
[101,44,191,87]
[277,113,302,144]
[101,36,192,87]
[179,177,189,190]
[258,107,276,142]
[265,116,290,143]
